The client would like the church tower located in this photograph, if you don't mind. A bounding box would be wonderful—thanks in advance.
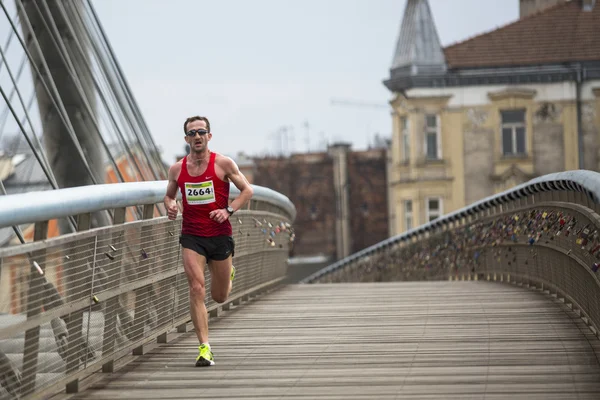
[384,0,446,92]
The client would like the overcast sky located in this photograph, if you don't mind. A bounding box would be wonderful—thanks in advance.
[91,0,519,164]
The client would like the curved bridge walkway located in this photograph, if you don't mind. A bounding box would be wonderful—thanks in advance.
[54,281,600,400]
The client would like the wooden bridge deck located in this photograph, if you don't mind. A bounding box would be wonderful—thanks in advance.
[60,282,600,399]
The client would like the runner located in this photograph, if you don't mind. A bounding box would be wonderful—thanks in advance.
[164,115,253,366]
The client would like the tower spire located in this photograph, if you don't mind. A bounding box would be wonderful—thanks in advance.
[385,0,446,91]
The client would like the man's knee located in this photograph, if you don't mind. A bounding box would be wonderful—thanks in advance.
[189,279,205,298]
[211,291,228,304]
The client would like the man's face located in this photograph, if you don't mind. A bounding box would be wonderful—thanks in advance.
[185,119,211,153]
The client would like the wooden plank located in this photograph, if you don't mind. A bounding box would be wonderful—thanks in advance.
[58,282,600,399]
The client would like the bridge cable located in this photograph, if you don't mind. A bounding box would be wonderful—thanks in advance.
[75,2,159,180]
[28,0,130,187]
[81,2,165,181]
[0,84,78,232]
[0,55,28,138]
[56,0,147,219]
[54,0,149,186]
[60,0,150,185]
[2,1,101,185]
[0,45,60,190]
[0,8,19,73]
[85,0,167,180]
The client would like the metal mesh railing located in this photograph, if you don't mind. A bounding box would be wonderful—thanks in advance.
[0,182,295,400]
[304,171,600,340]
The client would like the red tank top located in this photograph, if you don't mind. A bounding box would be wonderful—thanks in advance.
[177,152,232,237]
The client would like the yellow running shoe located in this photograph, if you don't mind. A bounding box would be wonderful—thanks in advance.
[195,344,215,367]
[230,265,236,281]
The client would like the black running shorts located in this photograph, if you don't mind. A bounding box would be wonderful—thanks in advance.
[179,234,235,261]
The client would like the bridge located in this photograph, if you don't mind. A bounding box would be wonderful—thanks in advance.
[1,1,600,399]
[1,171,600,399]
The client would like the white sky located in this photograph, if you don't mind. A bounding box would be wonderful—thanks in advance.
[91,0,519,164]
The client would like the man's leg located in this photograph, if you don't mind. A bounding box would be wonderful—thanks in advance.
[208,255,233,303]
[181,248,208,344]
[208,236,235,303]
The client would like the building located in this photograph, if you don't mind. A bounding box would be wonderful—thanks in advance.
[250,144,390,261]
[384,0,600,235]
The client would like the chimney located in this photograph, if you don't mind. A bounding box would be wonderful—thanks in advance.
[583,0,596,11]
[519,0,568,18]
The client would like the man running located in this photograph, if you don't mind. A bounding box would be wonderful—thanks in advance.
[164,115,254,366]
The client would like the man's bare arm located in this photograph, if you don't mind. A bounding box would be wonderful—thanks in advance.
[221,157,253,212]
[164,163,180,220]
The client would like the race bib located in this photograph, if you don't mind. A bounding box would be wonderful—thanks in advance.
[185,181,215,205]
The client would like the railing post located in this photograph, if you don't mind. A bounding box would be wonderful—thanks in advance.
[20,221,48,397]
[155,220,179,345]
[65,213,92,394]
[101,207,126,373]
[132,205,155,356]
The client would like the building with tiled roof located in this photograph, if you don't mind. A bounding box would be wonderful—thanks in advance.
[384,0,600,235]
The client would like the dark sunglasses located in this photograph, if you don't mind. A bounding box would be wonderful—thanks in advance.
[186,129,208,137]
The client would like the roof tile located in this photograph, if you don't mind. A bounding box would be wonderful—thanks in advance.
[443,1,600,68]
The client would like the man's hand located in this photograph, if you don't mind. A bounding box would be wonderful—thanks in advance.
[167,202,178,220]
[209,208,230,224]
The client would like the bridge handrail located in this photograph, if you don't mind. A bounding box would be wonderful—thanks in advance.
[0,181,295,399]
[0,181,296,229]
[301,170,599,283]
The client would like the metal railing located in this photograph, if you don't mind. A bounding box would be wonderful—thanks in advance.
[303,170,600,339]
[0,181,296,400]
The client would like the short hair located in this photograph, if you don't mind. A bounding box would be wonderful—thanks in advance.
[183,116,211,134]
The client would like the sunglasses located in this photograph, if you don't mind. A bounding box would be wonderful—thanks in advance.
[186,129,209,137]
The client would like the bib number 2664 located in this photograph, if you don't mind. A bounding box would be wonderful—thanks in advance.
[185,181,215,205]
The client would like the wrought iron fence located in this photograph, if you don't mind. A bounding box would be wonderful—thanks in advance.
[303,171,600,340]
[0,181,296,400]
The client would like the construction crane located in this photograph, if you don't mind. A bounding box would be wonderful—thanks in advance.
[330,98,391,150]
[330,98,389,109]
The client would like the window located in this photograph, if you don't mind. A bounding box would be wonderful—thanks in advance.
[501,109,526,156]
[426,197,442,222]
[404,200,413,230]
[425,114,440,160]
[401,117,410,162]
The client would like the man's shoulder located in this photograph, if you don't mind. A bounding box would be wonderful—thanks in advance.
[214,153,236,168]
[173,156,186,167]
[168,158,184,179]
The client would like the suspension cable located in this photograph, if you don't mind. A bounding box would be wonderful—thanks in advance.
[78,3,162,180]
[0,54,28,135]
[0,44,58,189]
[46,0,147,184]
[85,0,166,179]
[0,8,18,73]
[0,85,78,232]
[3,0,100,185]
[28,0,129,185]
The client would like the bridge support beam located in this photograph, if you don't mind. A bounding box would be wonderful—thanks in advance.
[18,0,109,231]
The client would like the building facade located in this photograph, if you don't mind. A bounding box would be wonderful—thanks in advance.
[250,145,389,260]
[385,0,600,235]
